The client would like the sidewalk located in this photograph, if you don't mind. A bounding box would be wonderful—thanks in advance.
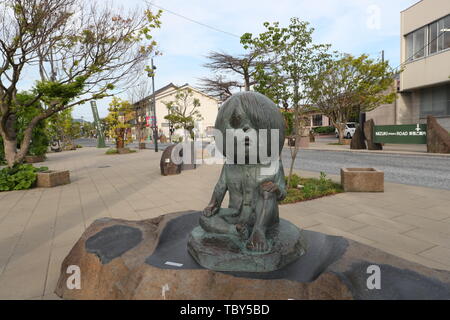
[0,147,449,300]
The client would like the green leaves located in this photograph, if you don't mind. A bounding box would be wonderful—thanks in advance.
[34,76,87,106]
[0,164,48,191]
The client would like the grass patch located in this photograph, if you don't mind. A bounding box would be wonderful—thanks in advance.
[328,142,344,145]
[105,148,137,155]
[105,148,118,155]
[281,172,343,205]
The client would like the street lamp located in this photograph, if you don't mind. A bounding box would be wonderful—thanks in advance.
[149,58,158,152]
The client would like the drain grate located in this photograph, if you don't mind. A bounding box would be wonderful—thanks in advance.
[98,165,111,168]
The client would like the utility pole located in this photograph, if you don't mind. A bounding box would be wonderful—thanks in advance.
[150,58,158,152]
[381,50,385,63]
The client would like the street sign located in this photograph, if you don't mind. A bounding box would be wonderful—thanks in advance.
[373,124,427,144]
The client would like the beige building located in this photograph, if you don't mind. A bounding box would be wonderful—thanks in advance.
[130,83,219,140]
[368,0,450,130]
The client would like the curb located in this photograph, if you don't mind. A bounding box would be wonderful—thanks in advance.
[302,147,450,158]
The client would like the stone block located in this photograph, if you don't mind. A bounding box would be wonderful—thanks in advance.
[364,119,382,150]
[350,125,367,149]
[24,155,46,164]
[427,115,450,154]
[341,168,384,192]
[160,144,182,176]
[37,170,70,188]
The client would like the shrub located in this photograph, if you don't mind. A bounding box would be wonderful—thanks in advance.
[313,126,335,134]
[0,164,48,191]
[281,172,343,204]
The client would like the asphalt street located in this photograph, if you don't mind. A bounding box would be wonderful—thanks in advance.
[282,149,450,190]
[75,138,450,190]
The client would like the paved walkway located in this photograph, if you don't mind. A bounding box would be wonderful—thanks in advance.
[0,147,449,299]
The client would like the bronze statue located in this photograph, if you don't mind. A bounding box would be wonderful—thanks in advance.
[188,92,306,272]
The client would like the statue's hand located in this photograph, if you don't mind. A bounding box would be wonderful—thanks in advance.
[203,204,219,217]
[261,181,279,193]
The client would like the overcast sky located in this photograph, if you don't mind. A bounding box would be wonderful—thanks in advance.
[67,0,418,121]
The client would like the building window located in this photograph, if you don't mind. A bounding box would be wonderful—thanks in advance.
[406,27,426,61]
[420,84,450,118]
[407,14,450,62]
[429,22,438,54]
[312,114,322,127]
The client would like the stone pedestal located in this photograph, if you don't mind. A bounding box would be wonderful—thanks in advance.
[55,211,450,300]
[341,168,384,192]
[37,170,70,188]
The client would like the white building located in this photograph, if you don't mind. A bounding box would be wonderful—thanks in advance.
[368,0,450,130]
[131,83,220,140]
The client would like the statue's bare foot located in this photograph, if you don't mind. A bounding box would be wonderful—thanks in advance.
[246,229,269,252]
[236,224,249,240]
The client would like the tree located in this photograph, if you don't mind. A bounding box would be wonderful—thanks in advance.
[198,75,239,102]
[0,0,162,167]
[47,108,80,149]
[309,54,396,143]
[199,50,269,101]
[128,78,152,144]
[104,97,133,149]
[0,91,49,162]
[241,18,332,188]
[163,88,203,140]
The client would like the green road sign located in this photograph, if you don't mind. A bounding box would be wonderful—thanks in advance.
[374,124,427,144]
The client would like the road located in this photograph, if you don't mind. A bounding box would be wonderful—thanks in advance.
[75,138,450,190]
[282,149,450,190]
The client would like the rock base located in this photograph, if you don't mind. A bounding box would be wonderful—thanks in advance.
[187,219,307,272]
[55,211,450,300]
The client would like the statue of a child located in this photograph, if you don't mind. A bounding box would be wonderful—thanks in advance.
[198,91,287,253]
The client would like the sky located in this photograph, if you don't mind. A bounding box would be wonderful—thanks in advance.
[64,0,418,121]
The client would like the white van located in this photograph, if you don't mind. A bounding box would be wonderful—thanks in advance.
[335,122,357,139]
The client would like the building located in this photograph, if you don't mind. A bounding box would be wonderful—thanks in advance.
[368,0,450,130]
[129,83,219,141]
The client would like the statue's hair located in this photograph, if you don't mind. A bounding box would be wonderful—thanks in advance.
[215,91,285,157]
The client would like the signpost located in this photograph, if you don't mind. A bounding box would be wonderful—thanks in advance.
[373,124,427,144]
[90,101,106,148]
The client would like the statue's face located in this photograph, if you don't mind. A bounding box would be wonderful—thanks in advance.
[228,105,258,163]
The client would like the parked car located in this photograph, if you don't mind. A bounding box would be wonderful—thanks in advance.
[335,122,357,139]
